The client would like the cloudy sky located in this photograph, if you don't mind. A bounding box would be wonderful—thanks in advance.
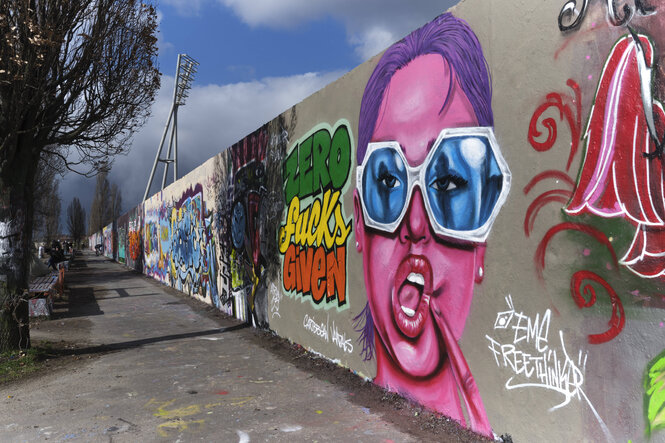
[60,0,460,229]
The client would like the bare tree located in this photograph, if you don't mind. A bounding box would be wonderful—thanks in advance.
[88,171,111,235]
[0,0,160,350]
[89,172,123,237]
[32,158,61,243]
[67,198,86,248]
[110,183,122,223]
[43,182,61,244]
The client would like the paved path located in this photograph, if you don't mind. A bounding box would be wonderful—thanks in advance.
[0,252,435,442]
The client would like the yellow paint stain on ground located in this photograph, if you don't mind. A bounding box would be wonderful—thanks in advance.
[146,396,253,437]
[157,419,205,437]
[154,403,201,419]
[146,397,237,437]
[145,398,175,409]
[230,396,254,407]
[249,380,273,384]
[145,398,202,418]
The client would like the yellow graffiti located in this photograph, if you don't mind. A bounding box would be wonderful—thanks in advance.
[279,189,351,253]
[152,401,201,419]
[157,419,205,437]
[230,396,254,407]
[230,249,243,287]
[144,396,254,437]
[145,398,207,437]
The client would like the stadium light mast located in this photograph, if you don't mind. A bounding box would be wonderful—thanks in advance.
[143,54,199,201]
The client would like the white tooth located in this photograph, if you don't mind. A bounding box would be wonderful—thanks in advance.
[407,272,425,286]
[401,306,416,317]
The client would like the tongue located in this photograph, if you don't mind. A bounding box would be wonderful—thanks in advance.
[398,283,421,312]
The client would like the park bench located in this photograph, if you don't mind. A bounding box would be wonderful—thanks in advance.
[27,265,65,318]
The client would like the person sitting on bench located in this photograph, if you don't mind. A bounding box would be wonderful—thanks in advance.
[47,241,65,271]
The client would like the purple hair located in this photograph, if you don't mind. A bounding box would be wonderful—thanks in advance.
[357,12,493,163]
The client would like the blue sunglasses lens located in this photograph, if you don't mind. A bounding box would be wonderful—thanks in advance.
[362,147,408,225]
[425,135,503,231]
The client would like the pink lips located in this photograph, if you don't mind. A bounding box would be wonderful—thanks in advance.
[392,255,433,338]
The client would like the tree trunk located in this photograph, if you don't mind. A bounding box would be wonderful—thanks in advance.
[0,137,38,352]
[0,193,32,351]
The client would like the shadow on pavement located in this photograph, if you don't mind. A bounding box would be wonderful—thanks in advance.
[46,324,249,357]
[51,286,104,319]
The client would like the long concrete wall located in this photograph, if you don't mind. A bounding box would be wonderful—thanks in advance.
[88,1,665,439]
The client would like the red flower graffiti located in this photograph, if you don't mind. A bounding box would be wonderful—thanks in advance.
[566,33,665,278]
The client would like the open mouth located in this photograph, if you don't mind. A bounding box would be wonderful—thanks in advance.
[392,255,433,338]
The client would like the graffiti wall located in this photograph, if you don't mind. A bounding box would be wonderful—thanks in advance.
[88,232,102,251]
[102,223,114,260]
[87,1,665,439]
[126,205,143,272]
[143,162,220,307]
[212,121,289,323]
[117,213,128,264]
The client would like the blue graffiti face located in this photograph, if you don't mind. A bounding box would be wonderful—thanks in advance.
[231,201,246,249]
[357,127,510,242]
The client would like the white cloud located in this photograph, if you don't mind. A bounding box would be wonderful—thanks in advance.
[161,0,206,17]
[156,10,175,55]
[60,70,344,223]
[219,0,330,28]
[218,0,461,60]
[161,0,461,61]
[349,26,396,61]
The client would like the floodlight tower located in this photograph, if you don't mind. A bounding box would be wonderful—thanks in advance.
[143,54,199,201]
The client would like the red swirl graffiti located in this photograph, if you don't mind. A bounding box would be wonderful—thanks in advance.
[534,222,619,282]
[570,270,626,344]
[527,79,581,171]
[523,170,576,195]
[524,189,572,237]
[525,79,627,344]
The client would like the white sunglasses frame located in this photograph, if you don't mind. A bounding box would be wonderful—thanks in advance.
[356,126,511,243]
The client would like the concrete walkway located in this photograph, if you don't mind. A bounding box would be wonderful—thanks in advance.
[0,252,481,442]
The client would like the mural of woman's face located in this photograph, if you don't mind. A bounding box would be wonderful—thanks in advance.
[355,54,486,378]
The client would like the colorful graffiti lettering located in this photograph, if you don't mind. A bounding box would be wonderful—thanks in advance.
[169,185,219,305]
[103,224,114,259]
[279,121,352,309]
[144,205,169,281]
[117,225,126,264]
[128,231,141,261]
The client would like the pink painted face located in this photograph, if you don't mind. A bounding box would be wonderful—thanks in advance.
[355,54,486,378]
